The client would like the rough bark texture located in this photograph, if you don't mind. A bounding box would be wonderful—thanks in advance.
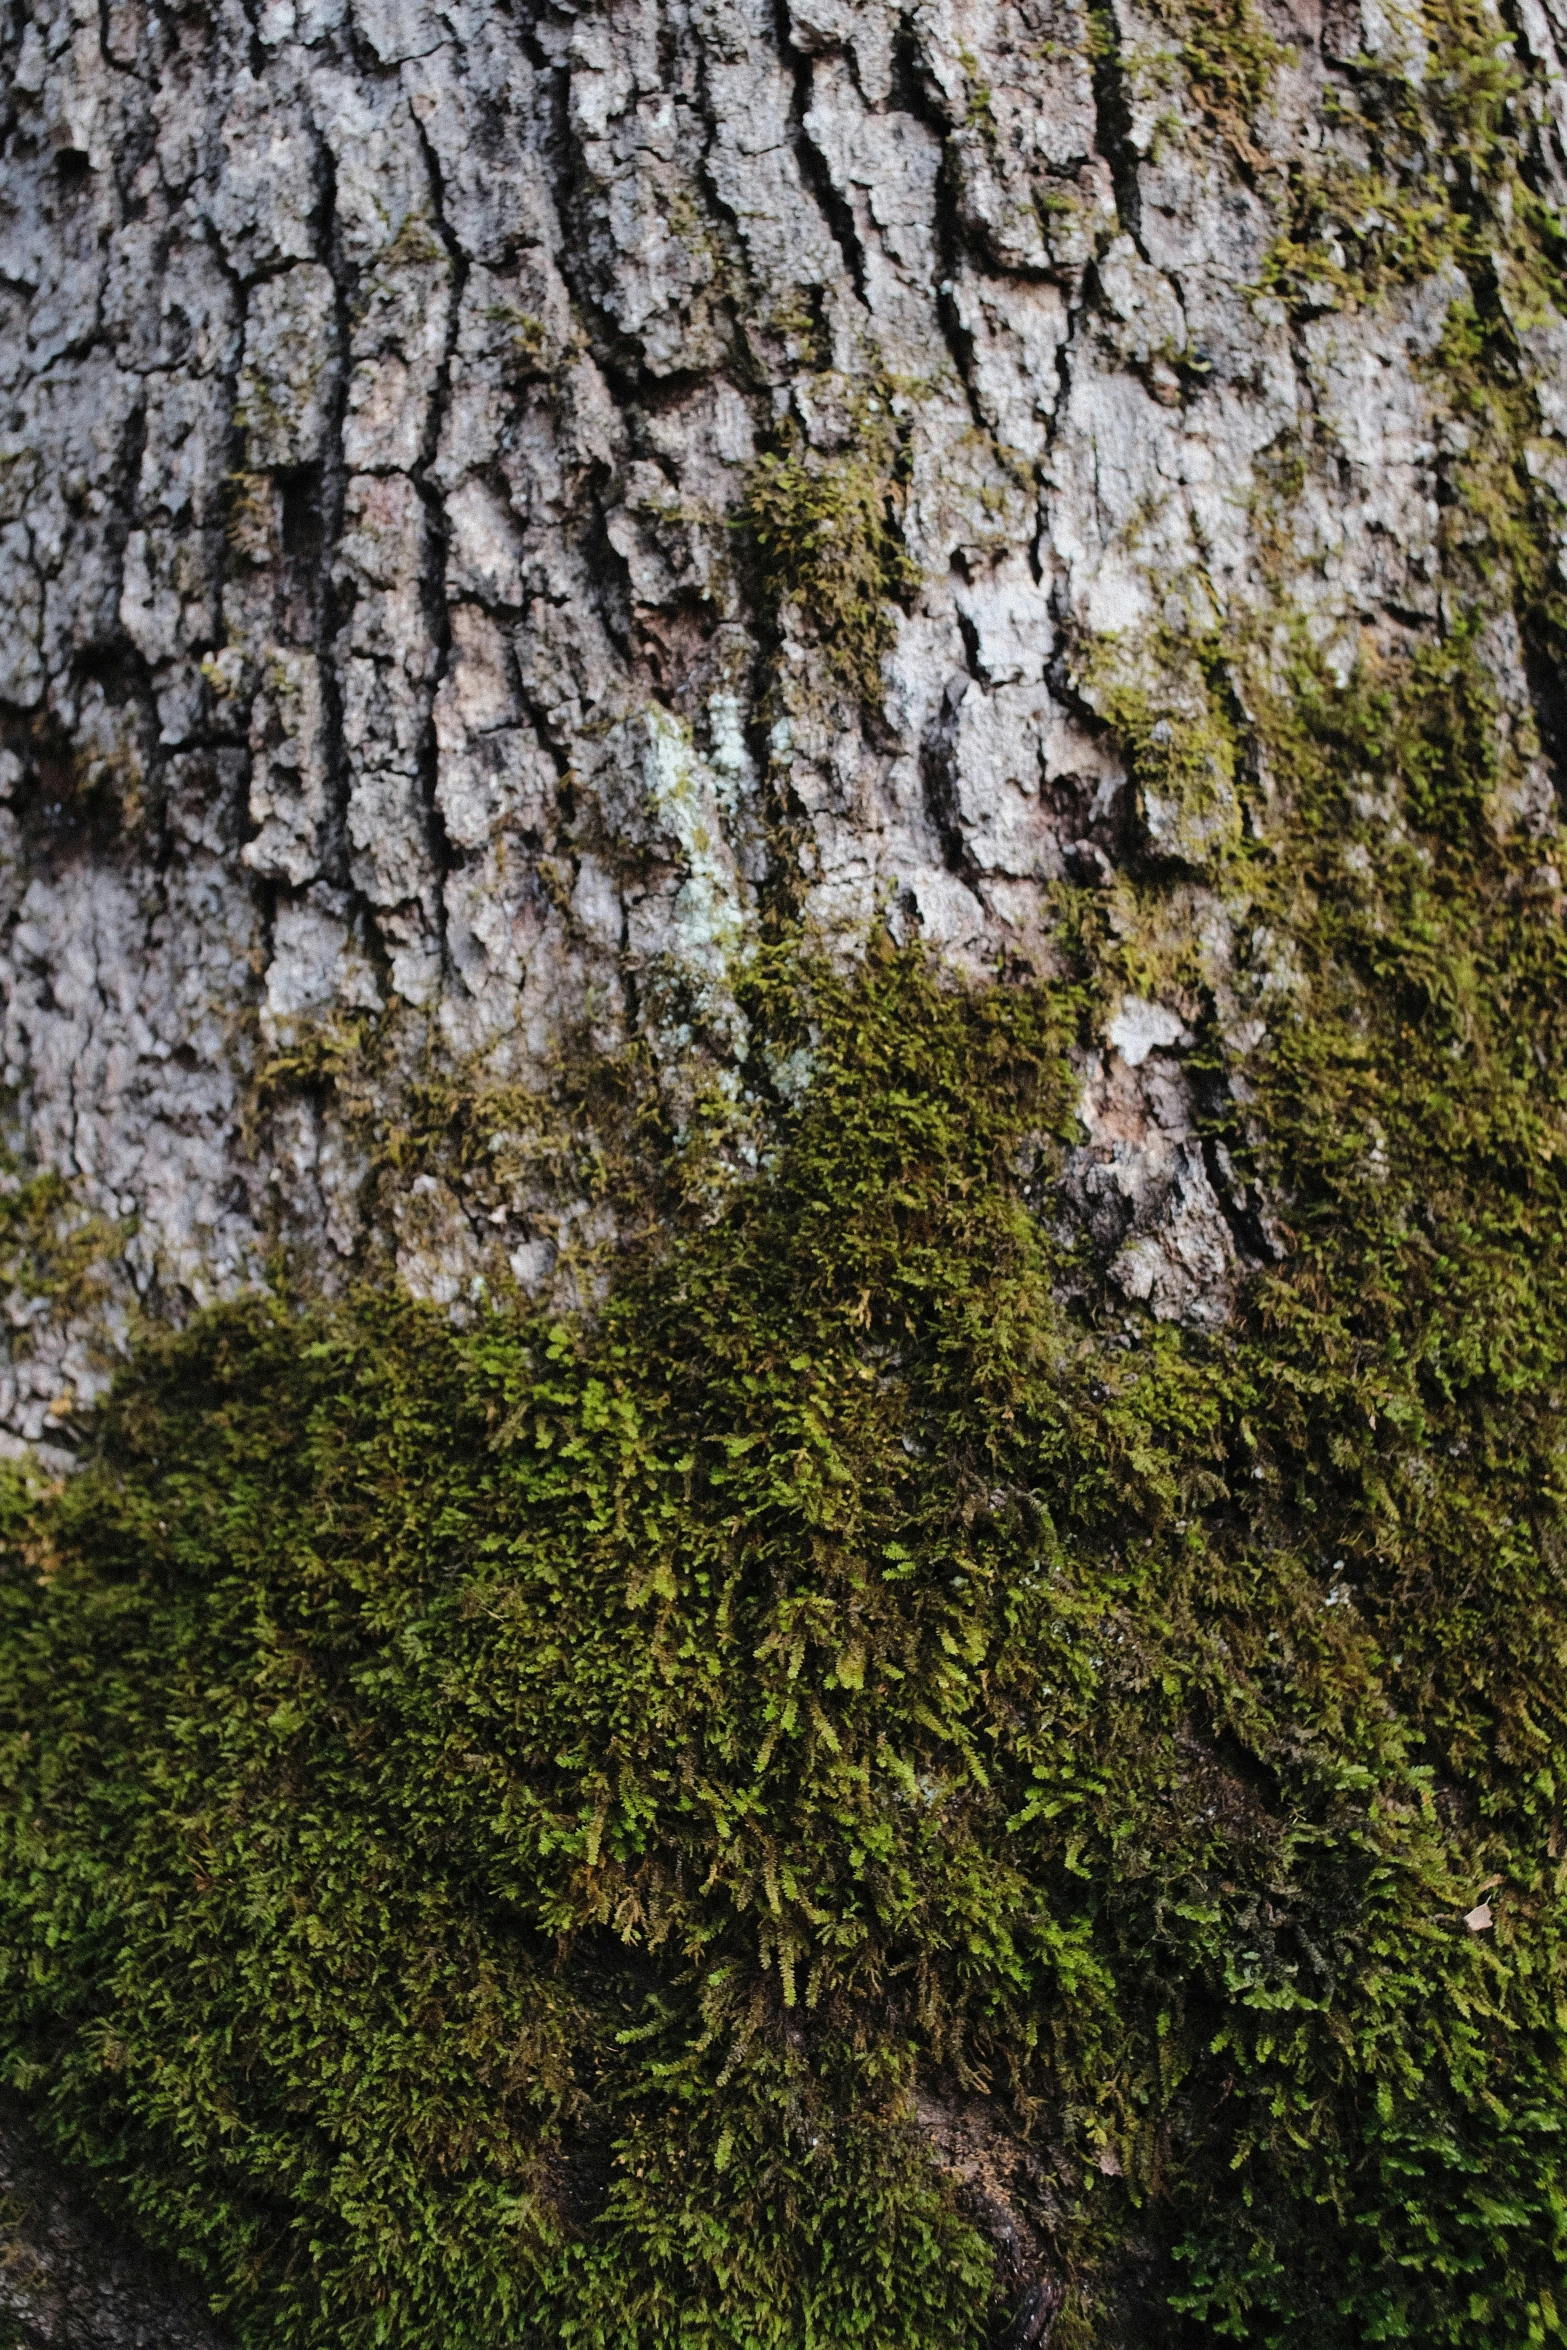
[5,0,1567,2331]
[9,0,1561,1436]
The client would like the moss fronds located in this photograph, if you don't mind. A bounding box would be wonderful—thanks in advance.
[742,397,918,703]
[1262,0,1566,320]
[6,763,1567,2340]
[10,6,1567,2343]
[1078,623,1246,868]
[1164,0,1291,159]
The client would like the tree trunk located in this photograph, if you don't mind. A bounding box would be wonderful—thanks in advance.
[3,0,1567,2336]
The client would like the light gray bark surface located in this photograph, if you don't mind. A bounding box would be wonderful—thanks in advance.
[5,0,1567,2322]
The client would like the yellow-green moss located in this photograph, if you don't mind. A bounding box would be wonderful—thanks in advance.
[1077,624,1247,868]
[742,395,918,704]
[10,7,1567,2343]
[6,782,1567,2342]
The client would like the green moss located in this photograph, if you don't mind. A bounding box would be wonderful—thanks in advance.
[1261,0,1566,330]
[1088,0,1289,174]
[742,396,918,704]
[11,11,1567,2344]
[1078,623,1247,868]
[956,44,999,135]
[0,1163,122,1322]
[5,749,1567,2341]
[251,995,759,1307]
[1164,0,1290,160]
[0,1156,124,1430]
[1249,0,1567,709]
[484,301,552,375]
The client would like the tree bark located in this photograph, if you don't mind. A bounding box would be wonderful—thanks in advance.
[4,0,1567,2330]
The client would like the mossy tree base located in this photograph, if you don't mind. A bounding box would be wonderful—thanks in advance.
[8,0,1567,2333]
[5,651,1567,2343]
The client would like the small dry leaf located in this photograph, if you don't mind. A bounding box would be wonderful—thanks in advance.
[1464,1902,1493,1932]
[1096,2146,1123,2176]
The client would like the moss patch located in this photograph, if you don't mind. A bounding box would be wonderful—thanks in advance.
[742,394,918,704]
[1077,623,1246,869]
[4,732,1567,2345]
[9,8,1567,2341]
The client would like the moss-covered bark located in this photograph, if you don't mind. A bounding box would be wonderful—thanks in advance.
[10,0,1567,2333]
[6,735,1567,2341]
